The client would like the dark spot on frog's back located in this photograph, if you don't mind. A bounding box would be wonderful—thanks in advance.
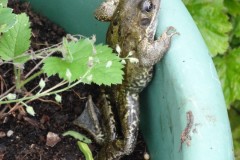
[113,19,118,26]
[140,18,151,26]
[118,28,121,37]
[122,41,127,48]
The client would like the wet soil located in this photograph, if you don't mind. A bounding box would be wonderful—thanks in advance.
[0,1,146,160]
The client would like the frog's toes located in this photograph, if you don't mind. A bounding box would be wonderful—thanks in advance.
[96,133,105,143]
[166,26,180,37]
[166,26,176,33]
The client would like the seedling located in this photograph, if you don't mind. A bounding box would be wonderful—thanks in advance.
[63,130,93,160]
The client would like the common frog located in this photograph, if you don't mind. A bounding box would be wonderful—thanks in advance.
[74,0,177,159]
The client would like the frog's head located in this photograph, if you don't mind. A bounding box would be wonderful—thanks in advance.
[106,0,160,47]
[120,0,160,39]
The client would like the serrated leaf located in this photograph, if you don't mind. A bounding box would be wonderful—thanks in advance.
[0,13,31,63]
[0,5,17,33]
[62,38,93,61]
[43,38,93,82]
[62,37,74,62]
[77,141,94,160]
[86,44,124,85]
[213,48,240,108]
[184,1,232,56]
[42,57,87,82]
[43,38,124,85]
[63,130,92,144]
[224,0,240,16]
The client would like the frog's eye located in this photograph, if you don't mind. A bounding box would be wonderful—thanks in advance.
[139,0,153,12]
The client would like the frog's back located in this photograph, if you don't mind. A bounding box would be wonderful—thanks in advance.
[106,0,158,92]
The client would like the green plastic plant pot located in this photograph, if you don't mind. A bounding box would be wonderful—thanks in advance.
[23,0,234,159]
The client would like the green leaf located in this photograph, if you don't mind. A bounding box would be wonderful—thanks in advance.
[62,130,92,144]
[184,1,232,56]
[0,5,17,33]
[224,0,240,16]
[183,0,224,8]
[42,57,87,82]
[77,141,94,160]
[43,38,94,82]
[62,37,74,62]
[233,16,240,38]
[88,44,124,85]
[0,0,8,7]
[0,13,31,63]
[62,38,93,62]
[232,125,240,159]
[213,48,240,108]
[43,37,124,85]
[228,106,240,158]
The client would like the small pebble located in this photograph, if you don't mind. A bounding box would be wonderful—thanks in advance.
[30,144,35,148]
[46,132,61,147]
[0,132,6,138]
[7,130,14,137]
[3,117,8,123]
[144,152,150,160]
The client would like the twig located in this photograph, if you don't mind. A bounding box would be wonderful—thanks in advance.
[72,90,87,100]
[0,86,15,100]
[31,98,62,108]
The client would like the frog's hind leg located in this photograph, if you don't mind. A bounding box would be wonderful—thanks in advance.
[96,92,140,160]
[73,95,105,144]
[73,94,117,145]
[98,93,117,142]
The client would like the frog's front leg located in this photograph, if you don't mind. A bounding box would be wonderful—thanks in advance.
[95,0,119,21]
[97,91,140,160]
[139,27,178,66]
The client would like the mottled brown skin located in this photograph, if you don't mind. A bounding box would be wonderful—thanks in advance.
[75,0,177,159]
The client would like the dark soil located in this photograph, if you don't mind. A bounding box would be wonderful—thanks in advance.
[0,1,146,160]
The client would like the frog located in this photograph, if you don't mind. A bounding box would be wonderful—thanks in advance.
[74,0,178,159]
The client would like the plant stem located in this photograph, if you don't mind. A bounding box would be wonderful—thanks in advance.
[25,47,61,78]
[14,66,22,91]
[19,70,44,88]
[0,69,91,105]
